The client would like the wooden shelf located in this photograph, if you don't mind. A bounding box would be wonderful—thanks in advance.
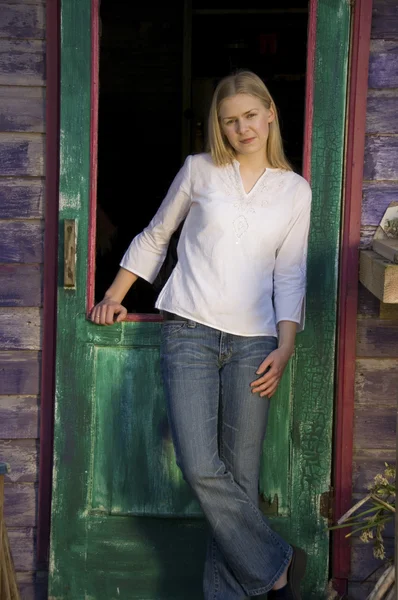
[359,250,398,304]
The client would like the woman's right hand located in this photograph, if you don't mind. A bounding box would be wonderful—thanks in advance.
[89,297,128,325]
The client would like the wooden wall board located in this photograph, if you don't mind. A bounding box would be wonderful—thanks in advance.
[368,40,398,88]
[357,282,380,317]
[354,404,396,450]
[0,221,43,263]
[0,178,44,219]
[347,581,380,599]
[4,483,36,527]
[357,319,398,357]
[366,90,398,133]
[362,183,398,227]
[353,449,396,494]
[355,358,398,405]
[0,133,45,176]
[0,308,42,350]
[0,3,45,39]
[0,351,40,395]
[371,0,398,39]
[8,528,35,571]
[364,136,398,181]
[0,87,45,133]
[0,396,40,439]
[16,572,48,600]
[0,439,38,483]
[0,39,45,85]
[350,538,395,582]
[0,264,42,307]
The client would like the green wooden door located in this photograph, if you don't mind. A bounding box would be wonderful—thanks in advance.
[49,1,350,598]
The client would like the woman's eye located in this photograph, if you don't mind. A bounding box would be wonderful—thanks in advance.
[226,120,235,126]
[247,113,256,119]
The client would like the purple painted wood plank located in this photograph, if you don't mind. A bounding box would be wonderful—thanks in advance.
[0,264,42,306]
[0,308,42,350]
[360,226,376,249]
[368,40,398,88]
[0,439,38,482]
[0,4,45,39]
[351,538,394,581]
[0,351,40,395]
[357,319,398,357]
[0,395,39,439]
[16,572,48,600]
[0,178,44,219]
[0,221,43,263]
[362,183,398,225]
[363,136,398,180]
[366,90,398,133]
[8,528,35,571]
[0,39,45,85]
[0,87,45,132]
[353,451,396,494]
[355,358,398,405]
[357,283,380,318]
[354,404,396,450]
[372,0,398,39]
[0,133,44,176]
[4,483,36,527]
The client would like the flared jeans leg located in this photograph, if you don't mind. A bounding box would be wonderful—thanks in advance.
[160,321,292,599]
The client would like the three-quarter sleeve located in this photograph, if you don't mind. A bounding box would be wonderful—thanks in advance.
[120,155,192,284]
[273,178,312,332]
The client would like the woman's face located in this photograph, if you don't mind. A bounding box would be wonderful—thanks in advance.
[219,93,275,159]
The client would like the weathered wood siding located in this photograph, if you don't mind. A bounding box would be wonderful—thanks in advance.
[0,1,46,598]
[349,1,398,597]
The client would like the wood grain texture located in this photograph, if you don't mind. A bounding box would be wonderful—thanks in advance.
[0,3,45,39]
[354,403,396,449]
[0,351,40,395]
[0,178,44,219]
[0,439,38,483]
[16,571,48,600]
[353,449,396,494]
[355,358,398,405]
[368,40,398,88]
[0,133,44,176]
[359,250,398,303]
[350,538,394,581]
[0,265,42,307]
[0,308,42,350]
[8,528,35,571]
[0,39,45,85]
[357,282,380,318]
[366,90,398,134]
[357,319,398,357]
[0,396,39,439]
[364,136,398,181]
[371,0,398,39]
[0,87,45,133]
[4,483,36,527]
[0,221,43,263]
[362,183,398,227]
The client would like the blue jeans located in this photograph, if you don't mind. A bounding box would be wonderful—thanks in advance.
[160,319,292,599]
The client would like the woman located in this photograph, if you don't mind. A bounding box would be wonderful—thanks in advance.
[91,71,311,599]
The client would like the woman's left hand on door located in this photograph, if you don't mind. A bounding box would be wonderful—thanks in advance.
[250,346,293,398]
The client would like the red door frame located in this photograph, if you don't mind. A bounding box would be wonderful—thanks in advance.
[37,2,374,589]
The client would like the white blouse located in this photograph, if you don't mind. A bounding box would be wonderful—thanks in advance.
[120,153,312,337]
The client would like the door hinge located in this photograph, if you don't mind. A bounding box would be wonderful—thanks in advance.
[260,493,279,516]
[320,487,334,525]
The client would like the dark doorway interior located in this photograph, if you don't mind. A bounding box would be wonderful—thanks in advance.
[95,0,309,313]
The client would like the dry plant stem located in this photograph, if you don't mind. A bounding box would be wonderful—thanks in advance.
[337,494,372,524]
[366,565,394,600]
[369,494,396,513]
[384,585,396,600]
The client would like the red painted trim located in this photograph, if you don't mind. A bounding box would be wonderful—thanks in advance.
[87,0,100,312]
[302,0,317,183]
[332,0,373,591]
[37,0,60,567]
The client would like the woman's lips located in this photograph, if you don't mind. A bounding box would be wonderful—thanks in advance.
[240,137,256,144]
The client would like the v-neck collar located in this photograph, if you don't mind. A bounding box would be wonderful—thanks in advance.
[232,159,280,197]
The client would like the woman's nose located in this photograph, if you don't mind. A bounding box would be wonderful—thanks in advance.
[236,119,248,134]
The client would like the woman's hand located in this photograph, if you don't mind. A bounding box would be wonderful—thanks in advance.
[89,297,128,325]
[250,345,293,398]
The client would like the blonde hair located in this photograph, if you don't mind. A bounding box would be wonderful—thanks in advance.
[208,71,292,170]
